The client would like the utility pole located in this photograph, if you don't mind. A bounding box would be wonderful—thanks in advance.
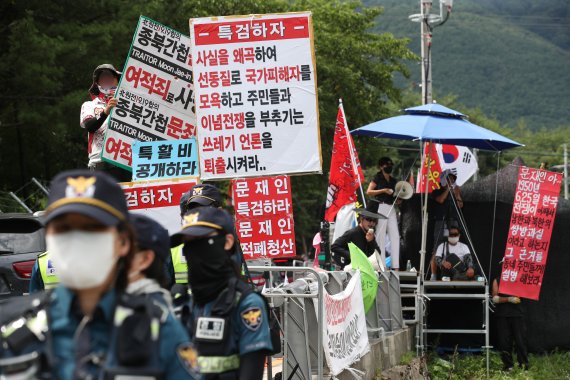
[410,0,453,105]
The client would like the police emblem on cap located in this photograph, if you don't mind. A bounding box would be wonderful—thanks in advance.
[176,343,200,376]
[65,176,97,198]
[241,307,262,331]
[192,187,203,196]
[183,212,199,225]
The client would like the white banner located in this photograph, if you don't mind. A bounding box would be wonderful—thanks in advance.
[189,12,322,180]
[318,271,369,376]
[103,16,196,171]
[121,177,198,234]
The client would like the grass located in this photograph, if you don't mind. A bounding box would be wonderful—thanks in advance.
[426,350,570,379]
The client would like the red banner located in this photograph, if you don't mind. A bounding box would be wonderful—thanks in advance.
[324,106,364,222]
[416,142,443,193]
[499,166,562,300]
[232,175,296,260]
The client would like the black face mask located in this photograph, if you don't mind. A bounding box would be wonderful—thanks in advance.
[383,166,393,174]
[183,235,235,305]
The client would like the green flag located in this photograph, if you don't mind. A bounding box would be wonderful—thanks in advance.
[348,242,378,312]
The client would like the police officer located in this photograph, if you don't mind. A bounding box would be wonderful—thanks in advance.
[0,170,199,379]
[172,184,223,286]
[128,213,175,308]
[171,207,272,379]
[29,251,58,292]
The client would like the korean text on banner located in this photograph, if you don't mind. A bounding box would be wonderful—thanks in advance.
[324,106,364,222]
[121,177,198,234]
[232,175,295,259]
[499,166,562,300]
[132,138,199,181]
[190,12,322,180]
[103,16,196,170]
[315,271,370,376]
[417,142,442,193]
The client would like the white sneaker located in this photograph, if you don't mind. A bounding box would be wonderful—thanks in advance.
[441,276,451,282]
[430,274,437,281]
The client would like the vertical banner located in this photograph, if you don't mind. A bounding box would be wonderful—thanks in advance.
[499,166,562,300]
[324,105,364,222]
[121,178,198,234]
[132,138,199,181]
[103,16,196,170]
[318,271,370,376]
[190,12,322,179]
[417,142,442,193]
[232,175,295,259]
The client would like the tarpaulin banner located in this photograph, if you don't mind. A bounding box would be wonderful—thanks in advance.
[316,271,370,376]
[324,105,364,222]
[499,166,562,300]
[103,16,196,170]
[190,12,322,179]
[232,175,295,259]
[121,177,198,234]
[132,138,199,181]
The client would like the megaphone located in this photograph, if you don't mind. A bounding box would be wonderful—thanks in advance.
[394,181,414,200]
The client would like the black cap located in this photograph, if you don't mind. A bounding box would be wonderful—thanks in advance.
[179,184,222,214]
[171,206,234,247]
[44,170,128,226]
[353,200,387,220]
[89,64,122,97]
[130,214,170,261]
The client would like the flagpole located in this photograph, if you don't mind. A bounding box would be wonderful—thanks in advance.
[339,99,367,208]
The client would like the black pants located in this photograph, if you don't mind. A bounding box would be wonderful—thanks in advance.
[496,316,528,369]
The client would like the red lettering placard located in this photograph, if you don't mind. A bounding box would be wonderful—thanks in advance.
[232,175,296,259]
[499,166,562,300]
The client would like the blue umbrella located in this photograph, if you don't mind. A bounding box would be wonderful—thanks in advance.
[351,103,523,151]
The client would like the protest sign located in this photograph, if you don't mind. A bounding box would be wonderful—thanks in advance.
[232,175,295,259]
[132,138,198,181]
[499,166,562,300]
[317,271,370,376]
[121,177,198,234]
[190,12,321,180]
[103,16,196,170]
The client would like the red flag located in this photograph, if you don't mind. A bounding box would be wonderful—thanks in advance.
[324,105,364,222]
[417,142,443,193]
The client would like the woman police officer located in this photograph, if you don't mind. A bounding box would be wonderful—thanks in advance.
[171,206,273,380]
[0,170,199,379]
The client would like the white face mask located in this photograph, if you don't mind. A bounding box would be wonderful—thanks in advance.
[97,85,117,96]
[46,230,117,290]
[448,236,460,245]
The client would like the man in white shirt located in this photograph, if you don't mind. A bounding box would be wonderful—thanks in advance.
[80,64,131,182]
[435,226,475,280]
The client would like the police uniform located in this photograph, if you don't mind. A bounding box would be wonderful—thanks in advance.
[29,252,60,292]
[171,244,188,284]
[1,170,200,379]
[171,207,273,379]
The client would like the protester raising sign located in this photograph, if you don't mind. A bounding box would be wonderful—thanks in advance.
[103,16,196,170]
[190,12,322,180]
[499,166,562,300]
[316,271,370,376]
